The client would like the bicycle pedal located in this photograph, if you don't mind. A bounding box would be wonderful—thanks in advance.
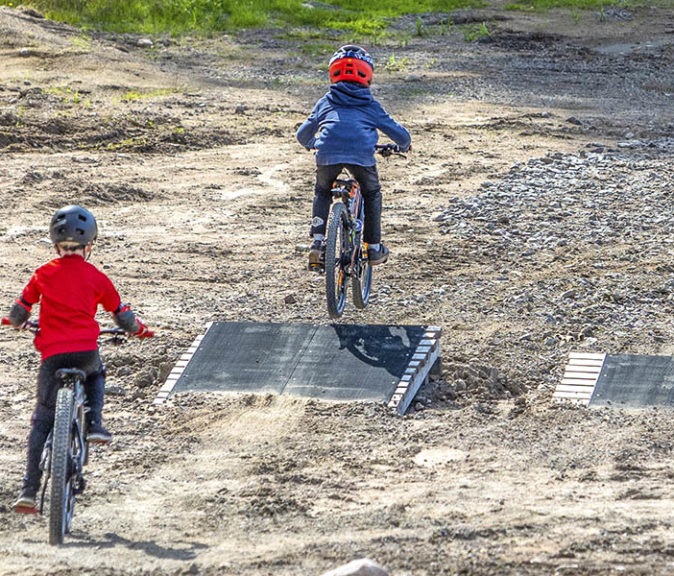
[15,505,39,515]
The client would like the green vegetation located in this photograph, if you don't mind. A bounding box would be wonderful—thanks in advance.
[462,21,491,42]
[1,0,483,35]
[119,88,174,102]
[0,0,660,35]
[383,54,409,72]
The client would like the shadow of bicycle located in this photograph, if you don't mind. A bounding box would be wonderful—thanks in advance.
[330,323,427,379]
[63,531,209,559]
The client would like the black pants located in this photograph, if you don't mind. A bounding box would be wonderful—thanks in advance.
[311,163,382,244]
[23,350,105,491]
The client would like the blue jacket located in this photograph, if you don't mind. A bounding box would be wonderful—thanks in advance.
[296,82,411,167]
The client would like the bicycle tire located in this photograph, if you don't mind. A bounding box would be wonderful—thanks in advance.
[325,202,349,319]
[49,388,74,545]
[351,243,372,310]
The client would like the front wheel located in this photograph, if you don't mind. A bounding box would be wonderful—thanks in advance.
[351,242,372,310]
[49,388,76,545]
[325,202,349,319]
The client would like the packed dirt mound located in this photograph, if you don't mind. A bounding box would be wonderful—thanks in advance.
[0,3,673,575]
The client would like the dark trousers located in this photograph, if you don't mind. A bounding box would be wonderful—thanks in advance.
[23,350,104,491]
[311,163,382,244]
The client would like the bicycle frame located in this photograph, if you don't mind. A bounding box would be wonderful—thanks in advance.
[332,177,365,273]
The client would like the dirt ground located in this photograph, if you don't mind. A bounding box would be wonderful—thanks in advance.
[0,3,673,574]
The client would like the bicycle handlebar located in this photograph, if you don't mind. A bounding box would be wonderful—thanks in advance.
[375,143,408,159]
[2,318,137,339]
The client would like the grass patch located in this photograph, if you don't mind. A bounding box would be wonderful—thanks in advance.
[119,88,174,102]
[1,0,483,35]
[462,21,491,41]
[0,0,662,35]
[383,53,409,72]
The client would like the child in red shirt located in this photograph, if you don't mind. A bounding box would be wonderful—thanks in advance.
[6,205,153,513]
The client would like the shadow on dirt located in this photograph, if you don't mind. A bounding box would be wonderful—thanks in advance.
[62,531,209,560]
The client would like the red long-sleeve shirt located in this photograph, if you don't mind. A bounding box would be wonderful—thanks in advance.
[21,255,122,360]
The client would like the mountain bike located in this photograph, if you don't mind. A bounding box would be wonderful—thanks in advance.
[321,143,406,319]
[2,318,130,545]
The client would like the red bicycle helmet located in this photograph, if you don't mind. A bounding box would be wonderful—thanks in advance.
[328,45,374,86]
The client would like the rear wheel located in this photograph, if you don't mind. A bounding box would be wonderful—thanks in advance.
[325,202,349,319]
[49,388,75,545]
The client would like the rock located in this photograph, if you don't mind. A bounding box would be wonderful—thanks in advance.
[105,384,126,396]
[284,293,298,305]
[135,367,157,388]
[21,8,44,18]
[319,558,389,576]
[137,38,154,48]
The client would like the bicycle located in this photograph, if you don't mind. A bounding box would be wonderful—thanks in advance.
[2,318,130,545]
[314,143,406,319]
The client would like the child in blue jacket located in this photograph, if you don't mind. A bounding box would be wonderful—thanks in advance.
[296,45,411,267]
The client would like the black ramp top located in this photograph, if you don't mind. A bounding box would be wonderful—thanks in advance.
[170,322,429,403]
[173,322,317,395]
[284,324,426,401]
[590,354,674,408]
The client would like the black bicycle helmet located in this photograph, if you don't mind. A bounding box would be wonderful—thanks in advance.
[49,205,98,246]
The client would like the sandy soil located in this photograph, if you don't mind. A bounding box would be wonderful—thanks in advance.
[0,3,673,575]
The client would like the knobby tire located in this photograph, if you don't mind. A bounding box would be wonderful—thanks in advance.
[325,202,349,319]
[49,388,74,545]
[351,240,372,310]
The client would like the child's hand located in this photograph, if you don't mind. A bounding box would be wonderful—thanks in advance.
[1,317,35,331]
[133,319,154,339]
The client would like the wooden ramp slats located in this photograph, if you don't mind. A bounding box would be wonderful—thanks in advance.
[560,379,599,388]
[553,390,594,400]
[556,384,596,394]
[566,359,605,367]
[388,327,442,414]
[553,351,606,406]
[568,352,606,360]
[564,368,601,380]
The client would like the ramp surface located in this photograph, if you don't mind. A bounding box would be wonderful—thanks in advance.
[156,322,441,413]
[555,351,674,408]
[590,354,674,408]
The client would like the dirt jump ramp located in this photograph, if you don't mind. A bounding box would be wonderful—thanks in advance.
[155,322,442,414]
[555,351,674,408]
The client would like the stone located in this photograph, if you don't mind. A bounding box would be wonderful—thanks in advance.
[319,558,389,576]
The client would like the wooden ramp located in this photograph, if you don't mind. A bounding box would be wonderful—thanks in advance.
[155,322,442,414]
[555,352,674,408]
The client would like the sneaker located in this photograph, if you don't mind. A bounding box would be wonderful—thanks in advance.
[14,488,38,514]
[308,240,325,270]
[87,422,112,444]
[367,243,390,266]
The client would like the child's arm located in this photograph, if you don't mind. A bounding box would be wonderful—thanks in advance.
[7,274,40,327]
[296,103,321,150]
[98,273,153,338]
[112,304,153,338]
[374,103,411,152]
